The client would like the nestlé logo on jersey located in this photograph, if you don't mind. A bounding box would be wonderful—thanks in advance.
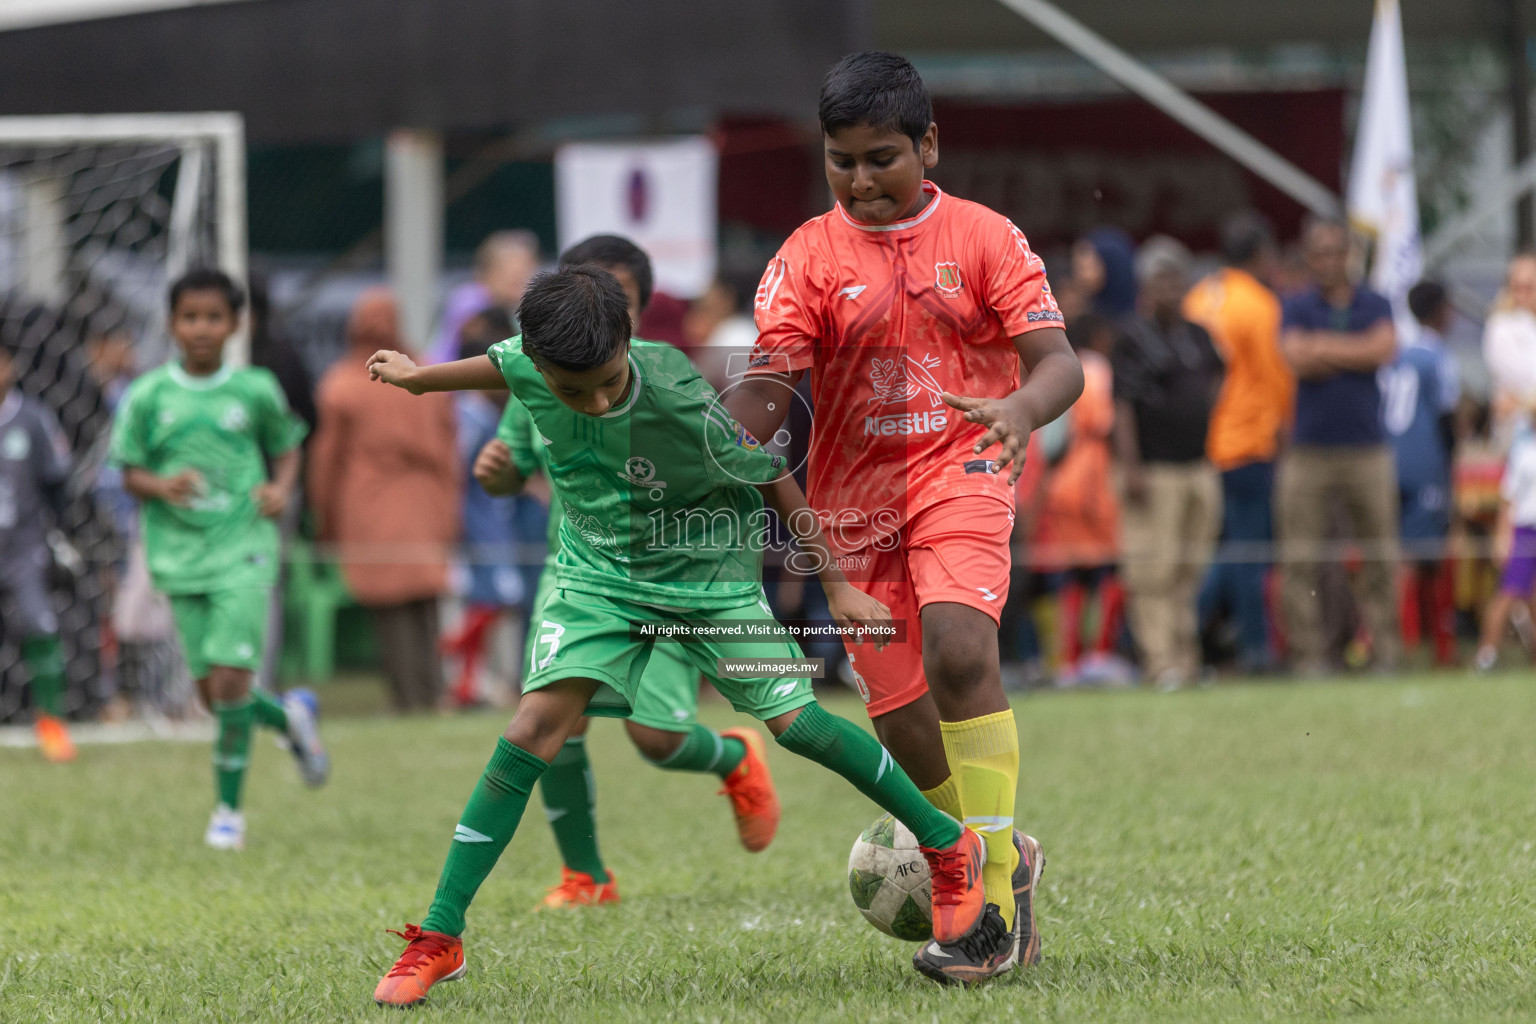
[864,353,948,437]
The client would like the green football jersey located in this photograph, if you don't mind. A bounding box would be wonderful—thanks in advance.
[108,361,307,594]
[486,337,787,610]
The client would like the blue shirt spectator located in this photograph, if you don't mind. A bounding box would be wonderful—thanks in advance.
[1282,285,1394,446]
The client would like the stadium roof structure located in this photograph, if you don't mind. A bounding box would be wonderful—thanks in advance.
[0,0,858,142]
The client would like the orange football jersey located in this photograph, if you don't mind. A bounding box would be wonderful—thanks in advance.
[749,181,1062,552]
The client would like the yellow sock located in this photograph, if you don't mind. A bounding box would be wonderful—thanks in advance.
[941,710,1020,929]
[920,775,962,820]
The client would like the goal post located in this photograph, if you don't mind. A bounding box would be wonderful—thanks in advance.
[0,112,247,721]
[0,111,248,365]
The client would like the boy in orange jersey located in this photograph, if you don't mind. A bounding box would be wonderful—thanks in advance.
[725,52,1083,983]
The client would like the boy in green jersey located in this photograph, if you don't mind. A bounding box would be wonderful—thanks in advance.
[475,235,779,909]
[110,269,330,851]
[368,266,989,1005]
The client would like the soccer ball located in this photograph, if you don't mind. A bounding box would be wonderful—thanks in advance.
[847,813,931,940]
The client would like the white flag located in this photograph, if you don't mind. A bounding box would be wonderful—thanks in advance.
[1348,0,1421,324]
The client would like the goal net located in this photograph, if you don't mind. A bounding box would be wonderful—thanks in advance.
[0,113,246,722]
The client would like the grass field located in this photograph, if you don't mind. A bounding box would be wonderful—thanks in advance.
[2,674,1534,1022]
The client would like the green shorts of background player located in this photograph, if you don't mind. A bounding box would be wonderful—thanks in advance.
[110,268,331,852]
[470,234,773,909]
[367,264,990,1006]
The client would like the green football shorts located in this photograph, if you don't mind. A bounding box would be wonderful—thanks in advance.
[168,587,270,679]
[523,585,815,726]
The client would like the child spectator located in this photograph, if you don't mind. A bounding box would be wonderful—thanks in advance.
[1475,407,1536,671]
[1385,281,1460,666]
[441,308,523,708]
[1033,313,1129,685]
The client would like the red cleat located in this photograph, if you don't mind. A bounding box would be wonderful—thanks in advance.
[535,867,621,910]
[921,828,987,945]
[373,924,465,1007]
[718,727,780,852]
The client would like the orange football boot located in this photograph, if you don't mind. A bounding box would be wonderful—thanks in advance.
[921,828,988,945]
[34,714,76,763]
[373,924,466,1007]
[717,727,780,852]
[535,867,620,910]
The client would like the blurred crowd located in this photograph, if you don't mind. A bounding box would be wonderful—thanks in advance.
[6,213,1536,725]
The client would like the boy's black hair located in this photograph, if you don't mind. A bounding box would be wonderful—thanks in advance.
[818,51,932,149]
[559,235,654,312]
[517,266,631,372]
[457,306,516,362]
[169,267,245,315]
[1220,210,1275,267]
[1407,280,1448,325]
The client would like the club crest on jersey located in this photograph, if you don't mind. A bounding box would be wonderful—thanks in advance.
[934,262,964,298]
[220,404,248,432]
[620,456,668,500]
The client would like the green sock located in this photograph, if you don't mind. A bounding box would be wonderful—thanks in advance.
[776,703,961,850]
[250,689,289,733]
[21,635,63,717]
[539,737,608,884]
[212,699,256,810]
[422,737,548,936]
[649,725,747,778]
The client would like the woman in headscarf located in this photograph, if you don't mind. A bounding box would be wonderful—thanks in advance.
[309,288,461,712]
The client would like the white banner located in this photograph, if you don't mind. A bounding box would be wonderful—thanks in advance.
[1347,0,1421,324]
[556,137,717,299]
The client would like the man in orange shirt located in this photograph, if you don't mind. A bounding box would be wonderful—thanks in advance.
[1184,212,1292,673]
[728,52,1083,982]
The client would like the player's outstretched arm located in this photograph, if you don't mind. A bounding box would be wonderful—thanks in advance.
[756,473,891,650]
[941,325,1083,486]
[366,351,505,394]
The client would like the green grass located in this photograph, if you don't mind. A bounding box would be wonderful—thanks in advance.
[3,675,1534,1022]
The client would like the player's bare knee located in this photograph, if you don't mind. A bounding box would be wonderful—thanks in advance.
[764,706,804,739]
[625,722,684,762]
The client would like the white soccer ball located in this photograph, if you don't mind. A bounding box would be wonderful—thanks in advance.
[847,812,931,940]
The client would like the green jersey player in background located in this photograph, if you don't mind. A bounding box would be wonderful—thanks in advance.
[109,269,330,851]
[475,235,781,910]
[366,265,988,1007]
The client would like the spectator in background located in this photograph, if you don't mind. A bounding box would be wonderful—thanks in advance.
[309,288,461,712]
[1481,252,1536,449]
[1068,227,1138,321]
[1475,405,1536,671]
[248,273,316,436]
[1034,313,1129,685]
[1112,237,1225,689]
[1385,281,1460,666]
[428,230,540,365]
[1277,217,1400,674]
[683,276,758,393]
[441,308,523,709]
[1185,211,1291,674]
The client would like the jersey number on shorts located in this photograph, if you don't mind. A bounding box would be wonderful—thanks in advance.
[532,619,566,672]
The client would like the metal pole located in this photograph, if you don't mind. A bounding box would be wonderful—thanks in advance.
[991,0,1342,217]
[385,129,444,351]
[1509,0,1533,249]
